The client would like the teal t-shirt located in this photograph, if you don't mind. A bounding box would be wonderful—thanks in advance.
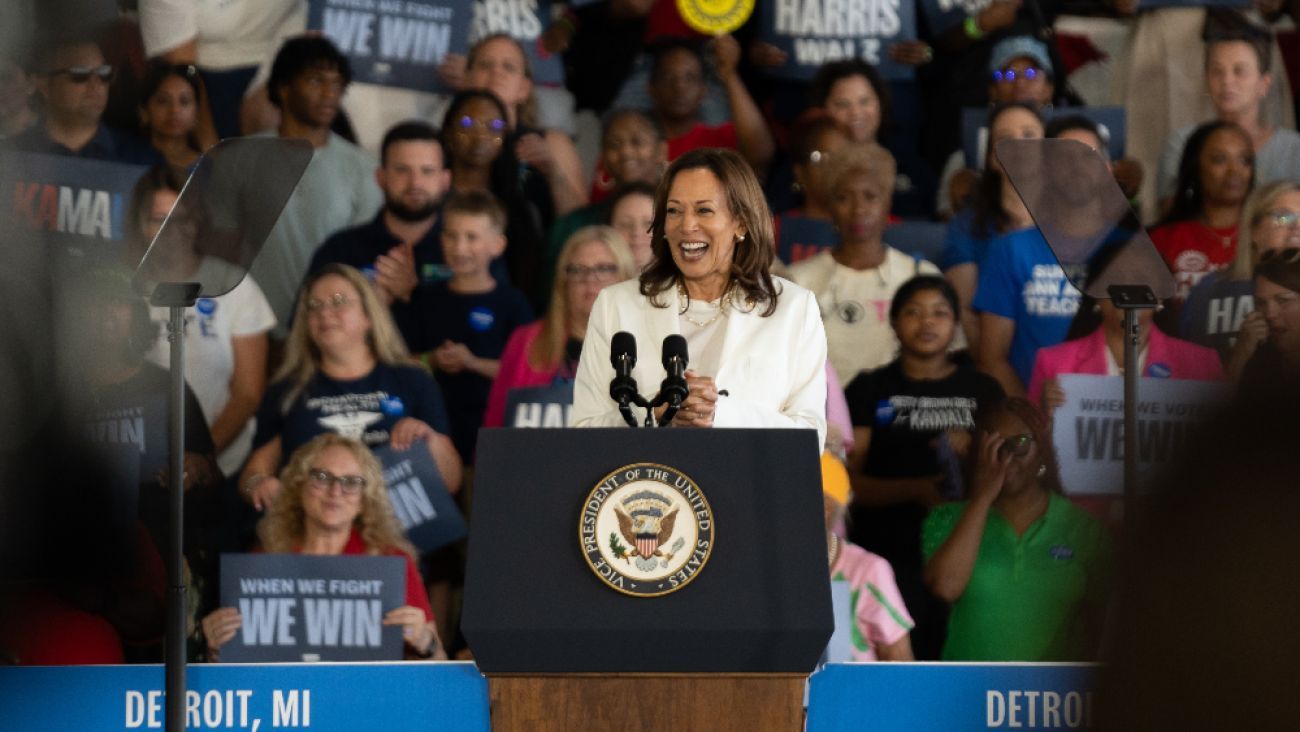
[922,493,1110,661]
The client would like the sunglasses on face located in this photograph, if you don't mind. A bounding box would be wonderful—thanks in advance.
[48,64,114,84]
[992,67,1042,83]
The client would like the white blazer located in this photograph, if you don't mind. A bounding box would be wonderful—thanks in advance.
[572,277,828,451]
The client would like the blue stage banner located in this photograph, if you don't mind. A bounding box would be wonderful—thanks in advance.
[918,0,989,37]
[0,662,489,731]
[807,663,1096,731]
[0,151,147,261]
[962,106,1128,169]
[471,0,564,86]
[309,0,473,92]
[758,0,916,82]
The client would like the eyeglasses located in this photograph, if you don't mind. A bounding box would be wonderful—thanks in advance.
[998,433,1036,458]
[307,468,367,494]
[565,263,621,282]
[47,64,114,84]
[992,67,1042,83]
[456,115,506,134]
[1262,210,1300,228]
[305,292,354,313]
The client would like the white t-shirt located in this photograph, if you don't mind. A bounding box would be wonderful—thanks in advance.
[147,258,277,476]
[787,248,946,386]
[138,0,307,71]
[678,297,728,382]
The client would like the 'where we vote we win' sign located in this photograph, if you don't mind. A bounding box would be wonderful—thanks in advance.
[309,0,472,92]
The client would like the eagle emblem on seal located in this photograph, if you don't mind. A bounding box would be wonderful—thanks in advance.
[609,490,687,572]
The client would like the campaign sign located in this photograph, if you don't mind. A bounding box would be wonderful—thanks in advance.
[918,0,989,37]
[758,0,917,82]
[308,0,472,92]
[219,554,405,662]
[373,442,468,553]
[1052,374,1230,496]
[962,106,1127,170]
[471,0,564,86]
[777,214,838,265]
[808,663,1096,730]
[0,151,147,260]
[504,379,574,428]
[0,663,489,731]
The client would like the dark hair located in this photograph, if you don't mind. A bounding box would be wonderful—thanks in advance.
[442,189,507,233]
[267,36,351,109]
[607,180,657,213]
[808,58,893,137]
[1204,16,1272,74]
[440,88,511,160]
[974,397,1064,493]
[889,275,960,322]
[601,107,664,142]
[1255,247,1300,293]
[380,120,443,167]
[648,38,706,84]
[971,102,1045,238]
[123,165,187,266]
[1160,120,1254,226]
[788,110,845,167]
[1045,113,1108,152]
[641,148,779,317]
[137,62,203,150]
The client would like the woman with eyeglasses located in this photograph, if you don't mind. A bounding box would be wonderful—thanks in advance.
[138,62,203,178]
[441,89,555,308]
[1240,247,1300,392]
[1179,180,1300,377]
[922,398,1110,661]
[203,434,445,661]
[484,226,638,428]
[239,264,461,513]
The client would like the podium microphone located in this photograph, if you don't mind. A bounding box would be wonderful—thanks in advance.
[656,335,689,427]
[609,331,640,427]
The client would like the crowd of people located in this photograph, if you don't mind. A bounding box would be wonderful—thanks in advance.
[4,0,1300,670]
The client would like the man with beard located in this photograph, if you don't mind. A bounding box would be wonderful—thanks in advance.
[249,36,382,339]
[307,121,457,349]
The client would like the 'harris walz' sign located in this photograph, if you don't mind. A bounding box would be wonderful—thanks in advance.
[471,0,564,86]
[0,152,147,260]
[309,0,472,92]
[759,0,916,81]
[219,554,405,662]
[373,442,467,554]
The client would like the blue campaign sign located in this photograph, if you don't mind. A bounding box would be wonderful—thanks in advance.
[0,151,147,261]
[219,554,406,663]
[373,442,468,553]
[776,213,838,265]
[0,662,489,731]
[504,379,574,427]
[919,0,989,36]
[309,0,473,92]
[471,0,564,86]
[807,663,1096,730]
[962,106,1128,169]
[758,0,917,82]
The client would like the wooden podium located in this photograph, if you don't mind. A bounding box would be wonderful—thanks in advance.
[487,674,805,731]
[465,429,831,732]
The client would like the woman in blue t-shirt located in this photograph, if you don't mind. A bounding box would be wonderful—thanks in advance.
[240,264,462,512]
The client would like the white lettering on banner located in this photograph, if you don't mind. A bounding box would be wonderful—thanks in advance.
[322,9,376,54]
[273,690,311,728]
[303,598,383,647]
[320,4,453,64]
[87,412,146,453]
[389,477,437,529]
[937,0,989,14]
[239,577,295,595]
[775,0,901,36]
[57,187,112,237]
[473,0,543,41]
[1206,294,1252,335]
[126,689,258,730]
[986,689,1093,728]
[379,14,451,63]
[238,598,297,646]
[512,402,571,428]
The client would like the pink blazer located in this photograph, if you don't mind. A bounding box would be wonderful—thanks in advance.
[1028,327,1224,406]
[483,321,561,428]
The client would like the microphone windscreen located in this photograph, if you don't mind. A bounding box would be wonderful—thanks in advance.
[662,334,688,368]
[611,331,637,366]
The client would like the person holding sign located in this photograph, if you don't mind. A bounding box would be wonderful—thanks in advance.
[572,147,827,447]
[1240,247,1300,393]
[205,434,444,660]
[241,264,462,512]
[485,225,638,428]
[922,398,1110,661]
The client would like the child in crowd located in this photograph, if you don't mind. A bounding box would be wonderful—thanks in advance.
[416,190,533,464]
[822,451,914,662]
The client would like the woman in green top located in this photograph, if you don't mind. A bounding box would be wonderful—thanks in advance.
[922,397,1109,661]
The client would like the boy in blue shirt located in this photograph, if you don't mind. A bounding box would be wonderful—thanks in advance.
[415,190,532,463]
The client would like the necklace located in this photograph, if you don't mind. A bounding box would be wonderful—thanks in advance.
[827,533,841,568]
[678,282,732,327]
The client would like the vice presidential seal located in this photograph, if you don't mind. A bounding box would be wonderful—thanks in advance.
[579,463,715,597]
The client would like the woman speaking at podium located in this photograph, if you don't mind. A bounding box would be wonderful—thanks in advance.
[571,148,827,450]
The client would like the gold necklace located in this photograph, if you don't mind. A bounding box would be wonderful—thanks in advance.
[678,282,731,327]
[827,533,841,568]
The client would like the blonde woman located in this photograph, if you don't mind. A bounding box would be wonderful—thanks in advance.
[204,434,445,660]
[240,264,462,512]
[483,226,637,427]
